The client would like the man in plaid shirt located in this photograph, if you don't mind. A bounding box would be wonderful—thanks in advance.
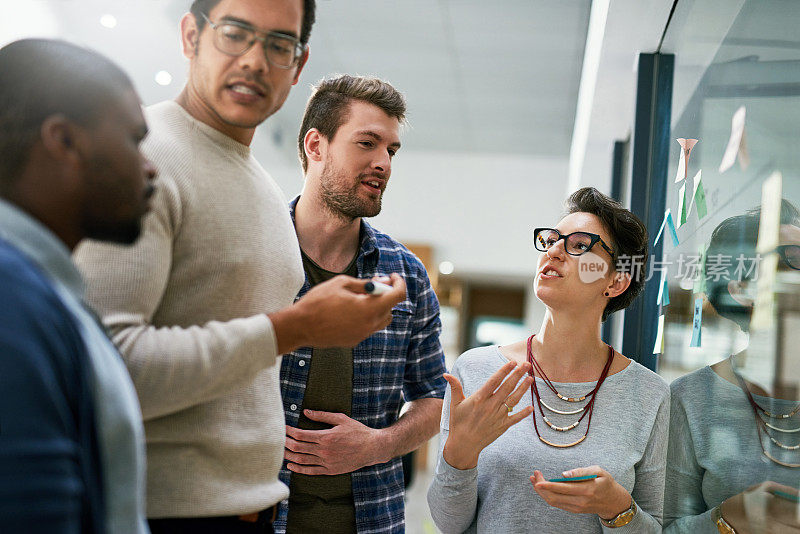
[276,75,447,533]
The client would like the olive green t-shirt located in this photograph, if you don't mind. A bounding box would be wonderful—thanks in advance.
[286,250,358,534]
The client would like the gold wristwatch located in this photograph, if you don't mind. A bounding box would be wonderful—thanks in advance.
[599,498,637,528]
[712,506,737,534]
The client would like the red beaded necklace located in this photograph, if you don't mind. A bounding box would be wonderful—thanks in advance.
[527,335,614,448]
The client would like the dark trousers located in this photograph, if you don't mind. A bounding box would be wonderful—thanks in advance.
[148,508,276,534]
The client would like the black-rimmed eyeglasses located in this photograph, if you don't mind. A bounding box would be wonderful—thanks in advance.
[533,228,615,258]
[202,13,305,69]
[776,245,800,270]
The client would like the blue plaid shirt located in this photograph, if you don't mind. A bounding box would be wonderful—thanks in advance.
[275,197,447,533]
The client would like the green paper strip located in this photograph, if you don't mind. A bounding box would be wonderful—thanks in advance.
[678,183,688,227]
[694,179,707,220]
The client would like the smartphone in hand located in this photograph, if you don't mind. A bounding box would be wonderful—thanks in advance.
[548,475,599,483]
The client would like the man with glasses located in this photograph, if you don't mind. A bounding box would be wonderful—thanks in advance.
[75,1,405,532]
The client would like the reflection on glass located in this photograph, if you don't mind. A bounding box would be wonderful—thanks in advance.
[660,0,800,530]
[664,202,800,532]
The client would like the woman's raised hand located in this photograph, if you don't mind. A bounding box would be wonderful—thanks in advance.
[442,361,534,470]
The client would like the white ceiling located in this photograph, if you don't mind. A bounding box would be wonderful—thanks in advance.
[1,0,590,161]
[270,0,591,159]
[0,0,592,278]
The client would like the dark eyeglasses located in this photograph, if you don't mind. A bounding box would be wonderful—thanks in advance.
[776,245,800,270]
[533,227,615,258]
[201,13,305,69]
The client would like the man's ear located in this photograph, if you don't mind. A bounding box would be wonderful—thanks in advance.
[292,47,310,85]
[180,12,200,59]
[304,128,324,166]
[40,115,83,168]
[728,280,754,307]
[605,271,631,299]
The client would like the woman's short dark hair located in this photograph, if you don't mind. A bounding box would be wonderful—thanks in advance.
[190,0,316,45]
[705,200,799,331]
[564,187,649,321]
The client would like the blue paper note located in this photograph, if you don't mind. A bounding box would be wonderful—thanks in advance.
[690,297,702,347]
[654,209,680,247]
[666,211,680,246]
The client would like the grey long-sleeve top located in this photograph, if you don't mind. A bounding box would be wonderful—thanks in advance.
[663,366,800,533]
[427,345,669,534]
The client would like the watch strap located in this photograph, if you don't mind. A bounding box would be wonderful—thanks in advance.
[712,506,737,534]
[599,498,637,528]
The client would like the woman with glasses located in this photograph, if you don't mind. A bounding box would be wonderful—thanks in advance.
[664,203,800,533]
[427,187,669,533]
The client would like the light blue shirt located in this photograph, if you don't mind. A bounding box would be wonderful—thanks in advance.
[0,199,148,533]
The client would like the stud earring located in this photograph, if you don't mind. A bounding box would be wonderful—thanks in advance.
[604,292,610,296]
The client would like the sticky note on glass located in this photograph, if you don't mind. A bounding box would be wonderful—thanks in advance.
[677,182,689,227]
[654,209,680,247]
[693,243,707,295]
[675,138,698,183]
[690,297,702,347]
[751,254,778,332]
[755,172,783,254]
[751,172,783,332]
[691,170,707,220]
[719,106,748,173]
[653,315,665,354]
[657,270,669,306]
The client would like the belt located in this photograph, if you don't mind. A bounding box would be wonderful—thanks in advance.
[238,504,278,524]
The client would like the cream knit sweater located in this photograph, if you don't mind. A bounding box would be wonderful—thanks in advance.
[74,101,304,518]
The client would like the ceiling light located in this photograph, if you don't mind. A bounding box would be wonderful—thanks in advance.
[439,261,454,275]
[567,0,610,192]
[155,71,173,86]
[99,14,117,29]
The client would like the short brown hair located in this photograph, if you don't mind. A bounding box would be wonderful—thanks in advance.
[564,187,649,321]
[298,75,406,172]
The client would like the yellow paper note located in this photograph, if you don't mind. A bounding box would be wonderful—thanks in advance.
[751,254,778,332]
[756,172,783,254]
[750,172,783,332]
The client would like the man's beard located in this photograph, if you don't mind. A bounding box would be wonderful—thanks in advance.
[82,155,152,246]
[319,162,384,220]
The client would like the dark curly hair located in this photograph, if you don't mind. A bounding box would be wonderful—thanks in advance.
[564,187,649,321]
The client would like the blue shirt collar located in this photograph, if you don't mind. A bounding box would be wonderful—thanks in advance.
[288,195,379,259]
[0,198,85,300]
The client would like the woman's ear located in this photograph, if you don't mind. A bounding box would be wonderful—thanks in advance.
[727,280,754,307]
[604,272,631,298]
